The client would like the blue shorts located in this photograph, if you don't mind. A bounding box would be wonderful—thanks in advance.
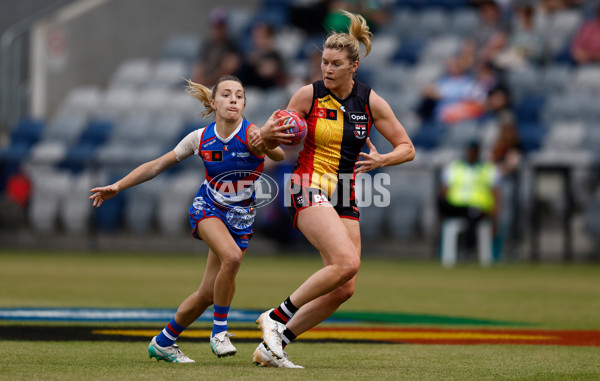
[188,193,255,250]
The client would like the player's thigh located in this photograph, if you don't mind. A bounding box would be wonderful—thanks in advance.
[296,205,357,264]
[195,218,242,261]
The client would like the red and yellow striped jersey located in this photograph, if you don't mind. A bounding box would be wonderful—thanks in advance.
[293,80,373,196]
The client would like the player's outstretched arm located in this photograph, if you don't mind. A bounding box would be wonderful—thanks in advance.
[89,151,179,207]
[355,91,415,173]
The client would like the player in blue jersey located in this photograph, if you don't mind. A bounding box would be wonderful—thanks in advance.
[89,75,291,363]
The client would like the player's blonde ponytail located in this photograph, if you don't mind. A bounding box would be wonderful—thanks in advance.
[186,75,245,118]
[324,10,372,63]
[186,80,214,118]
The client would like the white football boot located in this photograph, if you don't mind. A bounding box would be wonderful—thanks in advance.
[209,331,237,357]
[256,309,286,359]
[253,342,304,368]
[148,336,195,363]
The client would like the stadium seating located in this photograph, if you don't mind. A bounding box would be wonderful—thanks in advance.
[2,0,598,250]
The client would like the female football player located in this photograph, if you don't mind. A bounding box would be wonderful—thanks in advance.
[90,75,290,362]
[250,10,415,368]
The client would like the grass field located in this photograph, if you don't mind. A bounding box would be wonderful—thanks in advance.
[1,250,599,380]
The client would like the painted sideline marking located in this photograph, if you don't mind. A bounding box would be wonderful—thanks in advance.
[0,308,519,326]
[3,325,598,347]
[93,327,600,346]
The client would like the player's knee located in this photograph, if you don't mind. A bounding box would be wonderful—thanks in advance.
[337,259,360,284]
[220,249,243,274]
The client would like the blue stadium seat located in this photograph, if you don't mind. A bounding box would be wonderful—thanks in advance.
[392,38,426,65]
[262,0,292,7]
[0,142,31,163]
[10,118,44,147]
[411,122,445,150]
[92,173,126,232]
[514,95,546,124]
[518,123,547,154]
[251,6,289,28]
[78,119,113,148]
[60,143,98,172]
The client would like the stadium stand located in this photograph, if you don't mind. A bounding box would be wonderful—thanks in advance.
[1,0,599,259]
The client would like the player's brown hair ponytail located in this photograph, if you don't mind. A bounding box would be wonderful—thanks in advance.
[186,75,245,118]
[324,10,372,63]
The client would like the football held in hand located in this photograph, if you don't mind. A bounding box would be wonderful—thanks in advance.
[277,110,307,146]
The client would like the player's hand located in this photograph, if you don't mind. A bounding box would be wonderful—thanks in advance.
[89,185,119,207]
[260,110,295,145]
[354,138,383,173]
[249,129,264,148]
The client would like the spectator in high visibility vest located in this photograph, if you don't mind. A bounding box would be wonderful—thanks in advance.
[439,140,500,255]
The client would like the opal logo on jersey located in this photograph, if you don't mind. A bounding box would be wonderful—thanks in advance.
[207,170,279,209]
[349,112,368,122]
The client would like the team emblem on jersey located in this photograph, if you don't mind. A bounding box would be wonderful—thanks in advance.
[316,107,337,121]
[202,150,223,162]
[354,124,367,139]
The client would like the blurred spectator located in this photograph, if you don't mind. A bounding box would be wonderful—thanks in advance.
[495,4,548,69]
[439,140,500,254]
[468,0,509,66]
[490,111,522,176]
[191,7,241,87]
[570,4,600,65]
[489,111,523,253]
[476,61,512,116]
[237,23,287,89]
[417,57,487,124]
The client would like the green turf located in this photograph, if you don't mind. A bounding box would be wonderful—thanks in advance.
[1,342,599,381]
[0,250,599,380]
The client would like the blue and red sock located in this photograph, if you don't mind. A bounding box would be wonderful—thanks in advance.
[156,318,186,347]
[211,304,230,338]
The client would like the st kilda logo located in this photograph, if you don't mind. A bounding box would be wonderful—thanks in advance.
[354,124,367,139]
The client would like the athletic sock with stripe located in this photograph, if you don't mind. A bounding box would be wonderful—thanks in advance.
[156,317,186,347]
[269,297,298,325]
[211,304,230,337]
[282,328,297,348]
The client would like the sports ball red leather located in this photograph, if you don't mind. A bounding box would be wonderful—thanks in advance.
[277,109,307,146]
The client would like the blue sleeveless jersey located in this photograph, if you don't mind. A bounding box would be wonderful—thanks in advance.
[188,119,265,249]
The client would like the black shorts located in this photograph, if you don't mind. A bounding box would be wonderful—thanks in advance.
[286,180,360,229]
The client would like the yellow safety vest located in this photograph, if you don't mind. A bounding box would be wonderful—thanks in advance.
[446,160,496,212]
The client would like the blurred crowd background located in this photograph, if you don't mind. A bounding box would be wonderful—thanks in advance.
[1,0,599,262]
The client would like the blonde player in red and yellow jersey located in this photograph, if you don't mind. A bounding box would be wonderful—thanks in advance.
[250,10,415,368]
